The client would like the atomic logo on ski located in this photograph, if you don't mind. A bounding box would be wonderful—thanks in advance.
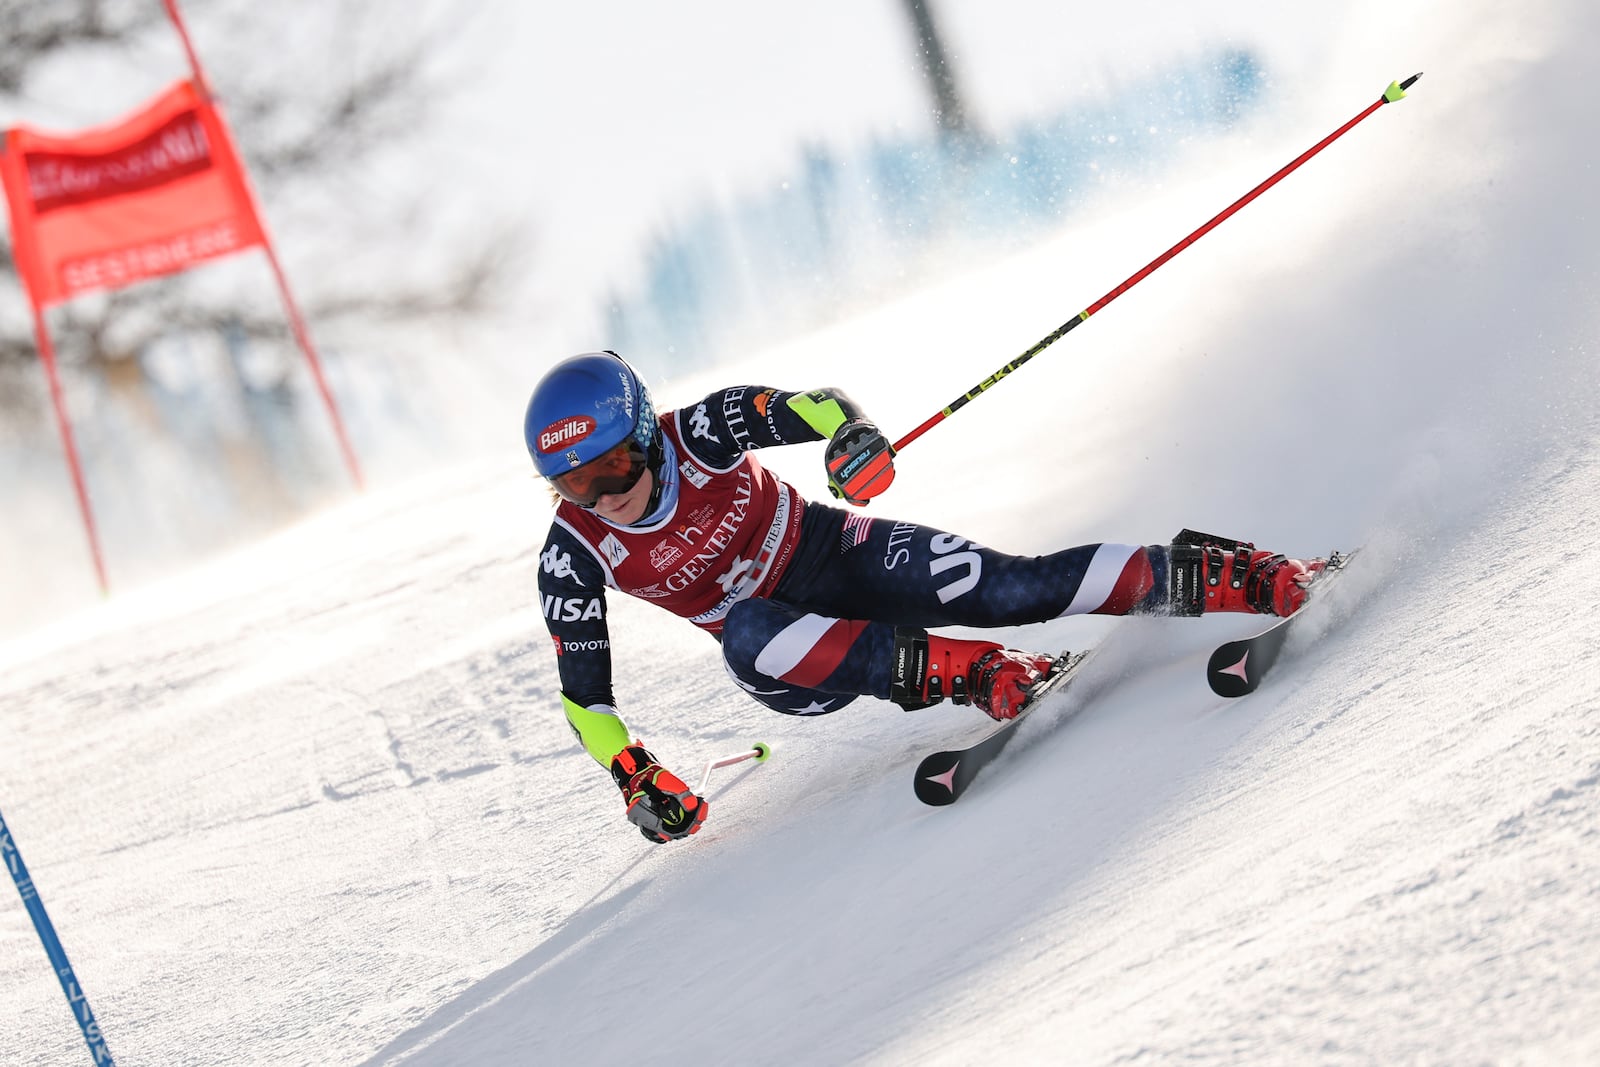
[1216,650,1250,682]
[923,763,961,794]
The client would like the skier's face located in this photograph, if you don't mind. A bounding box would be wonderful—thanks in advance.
[593,465,654,525]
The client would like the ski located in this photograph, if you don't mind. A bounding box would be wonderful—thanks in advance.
[1206,550,1355,698]
[913,649,1091,806]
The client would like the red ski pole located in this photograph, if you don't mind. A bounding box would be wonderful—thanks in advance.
[891,73,1422,454]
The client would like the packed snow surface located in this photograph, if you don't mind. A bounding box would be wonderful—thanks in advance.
[4,2,1599,1063]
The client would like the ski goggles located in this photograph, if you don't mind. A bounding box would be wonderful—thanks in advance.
[549,438,649,508]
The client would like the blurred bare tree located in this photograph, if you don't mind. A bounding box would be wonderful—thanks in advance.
[896,0,983,150]
[0,0,524,412]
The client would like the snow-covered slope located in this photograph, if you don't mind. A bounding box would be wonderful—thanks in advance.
[4,3,1599,1064]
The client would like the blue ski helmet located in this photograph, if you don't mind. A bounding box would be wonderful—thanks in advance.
[524,351,659,480]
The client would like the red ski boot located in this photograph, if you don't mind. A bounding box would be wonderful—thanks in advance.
[891,632,1055,720]
[1169,533,1327,617]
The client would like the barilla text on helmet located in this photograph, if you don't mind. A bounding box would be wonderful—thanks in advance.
[536,416,595,454]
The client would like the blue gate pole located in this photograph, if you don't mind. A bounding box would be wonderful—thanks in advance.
[1,805,116,1066]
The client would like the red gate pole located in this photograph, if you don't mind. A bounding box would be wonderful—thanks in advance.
[161,0,365,489]
[28,304,110,594]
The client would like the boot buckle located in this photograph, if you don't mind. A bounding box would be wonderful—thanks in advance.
[1229,543,1254,590]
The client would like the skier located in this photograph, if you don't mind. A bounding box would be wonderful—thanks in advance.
[528,351,1325,843]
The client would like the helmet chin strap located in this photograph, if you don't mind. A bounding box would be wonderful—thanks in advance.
[628,433,670,527]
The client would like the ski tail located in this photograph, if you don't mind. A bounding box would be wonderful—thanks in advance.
[913,650,1088,806]
[1205,548,1356,697]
